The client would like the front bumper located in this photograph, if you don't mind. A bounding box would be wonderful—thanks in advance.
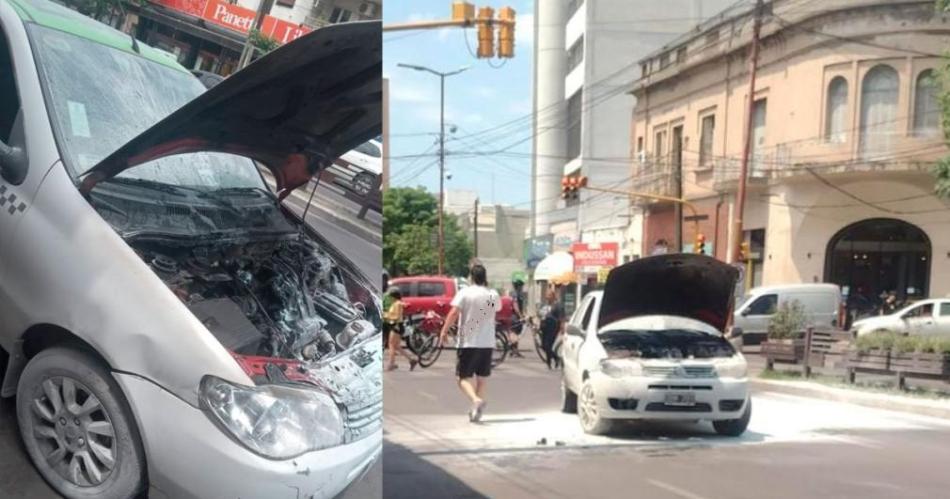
[588,371,748,421]
[115,373,381,499]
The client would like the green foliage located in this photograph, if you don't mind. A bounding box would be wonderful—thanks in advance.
[855,331,950,355]
[249,29,280,54]
[767,300,806,339]
[383,187,473,277]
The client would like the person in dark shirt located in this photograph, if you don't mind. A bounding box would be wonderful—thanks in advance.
[538,287,565,370]
[508,278,527,357]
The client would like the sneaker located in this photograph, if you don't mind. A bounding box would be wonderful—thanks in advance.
[409,359,418,371]
[472,400,486,422]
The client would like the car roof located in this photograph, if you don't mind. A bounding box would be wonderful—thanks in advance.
[748,283,841,295]
[8,0,187,73]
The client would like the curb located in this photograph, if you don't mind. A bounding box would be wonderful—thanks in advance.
[750,378,950,420]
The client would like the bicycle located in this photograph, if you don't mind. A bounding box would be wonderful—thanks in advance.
[492,326,510,367]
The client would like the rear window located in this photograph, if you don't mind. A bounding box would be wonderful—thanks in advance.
[393,282,414,297]
[417,281,446,297]
[599,329,735,359]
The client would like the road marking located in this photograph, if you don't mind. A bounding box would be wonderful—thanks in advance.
[417,391,438,402]
[647,479,711,499]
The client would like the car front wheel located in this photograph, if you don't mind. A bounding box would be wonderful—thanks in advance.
[16,347,146,499]
[577,379,613,435]
[712,398,752,437]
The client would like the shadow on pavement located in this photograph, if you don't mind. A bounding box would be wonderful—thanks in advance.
[383,438,488,499]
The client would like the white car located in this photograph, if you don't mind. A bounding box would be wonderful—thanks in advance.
[851,298,950,336]
[560,254,751,436]
[326,139,382,197]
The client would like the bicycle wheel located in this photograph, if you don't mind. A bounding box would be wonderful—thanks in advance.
[416,334,443,368]
[492,329,509,367]
[407,329,427,355]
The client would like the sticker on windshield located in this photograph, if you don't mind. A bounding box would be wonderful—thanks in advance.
[67,101,91,138]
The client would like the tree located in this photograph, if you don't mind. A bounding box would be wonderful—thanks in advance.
[384,187,473,276]
[935,1,950,197]
[249,29,281,55]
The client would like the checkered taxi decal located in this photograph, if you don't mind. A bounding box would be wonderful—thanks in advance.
[0,184,27,215]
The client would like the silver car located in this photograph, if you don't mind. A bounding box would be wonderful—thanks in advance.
[0,1,381,498]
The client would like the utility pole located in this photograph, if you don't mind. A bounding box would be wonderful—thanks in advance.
[397,63,470,275]
[237,0,275,70]
[473,198,479,257]
[732,0,764,263]
[672,126,684,251]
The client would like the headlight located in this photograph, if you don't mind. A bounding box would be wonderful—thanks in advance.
[599,359,642,378]
[716,360,748,378]
[200,376,344,459]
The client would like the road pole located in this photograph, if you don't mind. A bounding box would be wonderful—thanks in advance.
[732,0,764,263]
[237,0,275,70]
[438,73,446,275]
[473,198,479,257]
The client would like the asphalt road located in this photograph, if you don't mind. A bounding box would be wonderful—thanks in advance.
[0,184,382,499]
[383,342,950,499]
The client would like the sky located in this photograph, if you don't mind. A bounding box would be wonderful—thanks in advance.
[384,0,535,208]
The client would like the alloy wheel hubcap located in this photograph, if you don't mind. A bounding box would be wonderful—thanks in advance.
[29,377,117,487]
[579,384,597,428]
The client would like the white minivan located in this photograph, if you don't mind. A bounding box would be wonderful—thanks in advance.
[732,284,843,344]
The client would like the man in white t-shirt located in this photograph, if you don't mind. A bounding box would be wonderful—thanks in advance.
[439,264,501,422]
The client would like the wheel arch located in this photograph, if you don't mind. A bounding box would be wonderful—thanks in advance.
[2,323,112,398]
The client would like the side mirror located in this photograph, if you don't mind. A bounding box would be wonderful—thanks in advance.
[0,139,27,185]
[740,308,751,317]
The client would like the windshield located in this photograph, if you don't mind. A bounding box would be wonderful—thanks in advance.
[599,329,736,359]
[354,141,381,158]
[30,24,265,192]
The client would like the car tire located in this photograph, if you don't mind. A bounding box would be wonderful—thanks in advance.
[712,398,752,437]
[577,379,613,435]
[560,380,577,414]
[16,347,146,499]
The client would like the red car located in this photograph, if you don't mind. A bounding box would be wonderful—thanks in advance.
[389,275,515,326]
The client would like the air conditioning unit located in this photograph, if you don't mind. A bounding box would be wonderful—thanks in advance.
[359,2,377,16]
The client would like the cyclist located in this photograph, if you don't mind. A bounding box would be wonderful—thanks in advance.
[508,278,527,357]
[384,288,417,371]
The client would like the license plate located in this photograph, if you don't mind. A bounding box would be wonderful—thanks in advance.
[664,392,696,406]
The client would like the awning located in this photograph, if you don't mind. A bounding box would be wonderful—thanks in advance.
[534,251,577,285]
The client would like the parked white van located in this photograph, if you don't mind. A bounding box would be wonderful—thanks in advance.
[732,284,843,345]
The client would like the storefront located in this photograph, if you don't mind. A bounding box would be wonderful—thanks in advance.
[131,0,310,76]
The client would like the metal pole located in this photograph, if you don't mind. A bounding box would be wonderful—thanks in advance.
[474,198,479,257]
[732,0,764,263]
[438,74,446,275]
[238,0,275,70]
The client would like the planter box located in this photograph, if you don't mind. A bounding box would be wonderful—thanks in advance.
[762,339,805,364]
[845,349,890,371]
[889,352,950,376]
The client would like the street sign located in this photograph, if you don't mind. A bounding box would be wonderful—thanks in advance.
[572,242,619,270]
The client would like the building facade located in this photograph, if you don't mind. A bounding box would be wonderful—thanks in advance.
[630,0,950,308]
[454,198,530,292]
[531,0,735,276]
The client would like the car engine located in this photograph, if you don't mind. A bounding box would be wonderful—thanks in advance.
[129,236,379,363]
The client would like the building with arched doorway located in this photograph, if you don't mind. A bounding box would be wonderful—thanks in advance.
[629,0,950,306]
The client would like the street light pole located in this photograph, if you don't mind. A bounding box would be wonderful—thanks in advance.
[397,63,470,275]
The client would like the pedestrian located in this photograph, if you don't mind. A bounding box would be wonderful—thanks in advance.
[538,287,565,370]
[508,277,527,358]
[384,288,417,371]
[439,263,501,422]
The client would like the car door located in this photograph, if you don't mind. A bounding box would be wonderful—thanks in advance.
[738,293,777,336]
[935,302,950,335]
[902,302,934,335]
[563,295,595,390]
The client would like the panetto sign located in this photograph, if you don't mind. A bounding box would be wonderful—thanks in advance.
[154,0,311,44]
[571,242,619,270]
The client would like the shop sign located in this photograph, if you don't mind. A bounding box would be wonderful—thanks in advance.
[572,242,619,272]
[523,235,553,270]
[153,0,311,43]
[552,232,575,252]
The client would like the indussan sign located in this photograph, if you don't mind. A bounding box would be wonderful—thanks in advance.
[154,0,310,44]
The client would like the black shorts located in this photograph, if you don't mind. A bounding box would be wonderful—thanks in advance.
[383,321,405,337]
[456,348,493,378]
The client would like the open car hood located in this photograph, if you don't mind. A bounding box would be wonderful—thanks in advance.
[598,254,739,332]
[80,21,381,200]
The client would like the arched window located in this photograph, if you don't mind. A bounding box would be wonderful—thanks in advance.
[859,65,899,159]
[913,69,940,137]
[825,77,848,143]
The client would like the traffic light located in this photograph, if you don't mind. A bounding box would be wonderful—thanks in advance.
[497,7,516,58]
[739,241,750,261]
[452,1,475,22]
[476,6,495,58]
[695,233,707,254]
[561,175,587,200]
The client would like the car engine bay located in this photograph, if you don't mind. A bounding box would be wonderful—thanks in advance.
[128,236,380,364]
